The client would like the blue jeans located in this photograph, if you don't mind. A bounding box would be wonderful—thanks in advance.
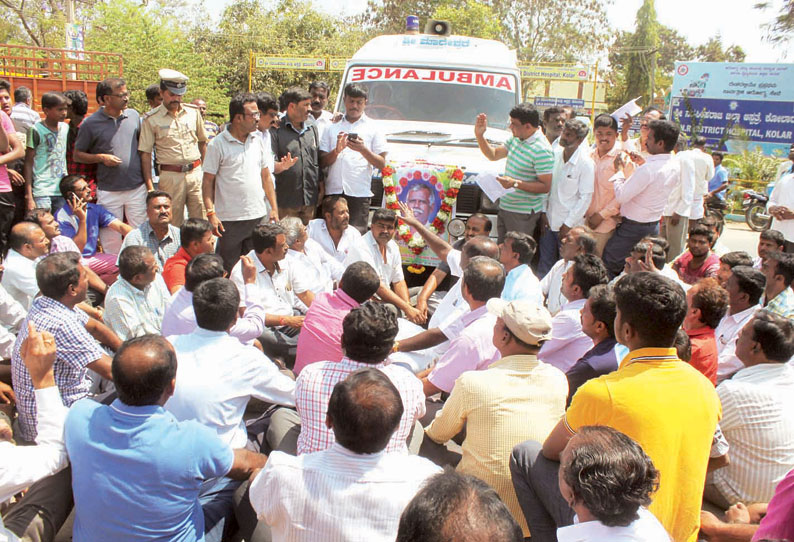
[199,476,243,542]
[33,195,67,216]
[602,218,660,278]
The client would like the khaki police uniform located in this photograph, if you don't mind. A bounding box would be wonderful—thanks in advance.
[139,104,207,227]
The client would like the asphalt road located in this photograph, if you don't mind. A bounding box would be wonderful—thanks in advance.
[720,220,761,257]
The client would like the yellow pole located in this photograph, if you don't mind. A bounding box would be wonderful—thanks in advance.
[590,62,599,127]
[248,51,253,92]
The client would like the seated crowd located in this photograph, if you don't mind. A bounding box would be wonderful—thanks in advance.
[1,77,794,542]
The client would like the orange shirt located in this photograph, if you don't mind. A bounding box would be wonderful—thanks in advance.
[162,247,192,293]
[587,144,622,233]
[686,327,718,385]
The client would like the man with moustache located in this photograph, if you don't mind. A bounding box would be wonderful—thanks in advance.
[307,195,362,264]
[139,69,208,226]
[321,83,387,232]
[202,93,278,271]
[306,81,334,140]
[118,191,181,270]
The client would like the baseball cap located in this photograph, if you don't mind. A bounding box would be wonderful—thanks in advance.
[487,298,552,346]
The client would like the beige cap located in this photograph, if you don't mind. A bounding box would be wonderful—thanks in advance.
[159,69,189,95]
[487,298,553,346]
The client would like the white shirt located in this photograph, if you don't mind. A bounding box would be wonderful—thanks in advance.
[769,172,794,242]
[256,128,275,172]
[306,109,334,141]
[714,305,760,382]
[202,129,269,221]
[286,238,344,300]
[307,218,362,264]
[541,259,572,316]
[0,284,26,359]
[0,387,69,503]
[165,328,295,448]
[230,250,308,315]
[249,444,441,542]
[344,231,404,286]
[161,283,267,344]
[712,363,794,503]
[428,250,468,332]
[1,249,39,309]
[10,102,40,134]
[538,298,594,372]
[614,154,679,223]
[557,507,671,542]
[679,148,715,221]
[664,152,695,218]
[547,146,595,231]
[320,114,387,197]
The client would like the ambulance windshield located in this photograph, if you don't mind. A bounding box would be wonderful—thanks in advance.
[340,66,519,130]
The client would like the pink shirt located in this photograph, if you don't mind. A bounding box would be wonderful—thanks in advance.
[294,289,359,375]
[0,111,15,192]
[427,305,500,393]
[295,356,425,454]
[753,468,794,541]
[586,144,622,233]
[614,154,679,223]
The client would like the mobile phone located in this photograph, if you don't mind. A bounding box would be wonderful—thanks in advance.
[347,132,359,141]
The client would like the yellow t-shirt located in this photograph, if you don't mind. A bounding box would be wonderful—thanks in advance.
[565,347,722,542]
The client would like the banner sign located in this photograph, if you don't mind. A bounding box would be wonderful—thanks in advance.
[534,97,586,108]
[670,62,794,156]
[253,55,326,71]
[520,65,589,81]
[348,66,516,92]
[328,58,348,71]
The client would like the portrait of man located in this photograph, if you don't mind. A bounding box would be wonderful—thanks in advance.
[403,183,438,225]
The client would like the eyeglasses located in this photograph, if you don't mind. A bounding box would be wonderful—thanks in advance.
[246,111,261,119]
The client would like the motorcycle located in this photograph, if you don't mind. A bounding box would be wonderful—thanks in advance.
[742,189,772,232]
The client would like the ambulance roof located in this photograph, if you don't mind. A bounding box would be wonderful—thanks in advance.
[349,34,518,72]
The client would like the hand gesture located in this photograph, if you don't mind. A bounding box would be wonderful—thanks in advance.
[405,305,426,325]
[278,152,298,170]
[474,113,488,137]
[240,255,257,285]
[628,151,645,166]
[209,213,224,237]
[346,136,366,154]
[637,244,659,273]
[620,113,633,132]
[0,381,15,405]
[398,201,419,226]
[8,169,24,187]
[335,132,348,154]
[71,194,87,221]
[724,503,750,525]
[20,322,57,389]
[100,154,122,167]
[415,299,428,321]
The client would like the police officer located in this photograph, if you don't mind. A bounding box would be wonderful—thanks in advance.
[139,69,207,226]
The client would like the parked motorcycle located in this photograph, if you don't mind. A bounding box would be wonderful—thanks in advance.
[742,189,772,232]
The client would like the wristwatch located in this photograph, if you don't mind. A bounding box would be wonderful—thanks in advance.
[513,180,519,189]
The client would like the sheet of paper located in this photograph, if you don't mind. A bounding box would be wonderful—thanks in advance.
[474,172,515,203]
[611,96,643,123]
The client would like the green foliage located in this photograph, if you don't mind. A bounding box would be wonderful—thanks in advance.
[723,150,785,183]
[695,35,747,62]
[84,0,225,117]
[755,0,794,48]
[431,0,501,40]
[621,0,658,108]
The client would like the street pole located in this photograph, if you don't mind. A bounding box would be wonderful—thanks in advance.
[648,48,657,107]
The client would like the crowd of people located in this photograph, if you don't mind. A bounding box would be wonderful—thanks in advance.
[0,66,793,542]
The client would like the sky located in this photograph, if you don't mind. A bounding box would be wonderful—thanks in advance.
[206,0,789,64]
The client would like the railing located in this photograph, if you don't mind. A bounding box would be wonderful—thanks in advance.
[0,43,123,81]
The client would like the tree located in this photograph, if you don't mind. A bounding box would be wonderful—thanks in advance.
[0,0,97,47]
[621,0,659,107]
[431,0,501,40]
[84,0,226,116]
[755,0,794,49]
[359,0,453,35]
[695,34,747,62]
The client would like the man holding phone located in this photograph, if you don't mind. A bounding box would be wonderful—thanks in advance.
[320,83,388,232]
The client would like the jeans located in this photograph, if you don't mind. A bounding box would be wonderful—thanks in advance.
[602,218,660,278]
[33,196,66,216]
[538,229,560,278]
[199,475,242,542]
[510,440,574,542]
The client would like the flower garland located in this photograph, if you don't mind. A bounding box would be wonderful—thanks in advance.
[381,163,464,273]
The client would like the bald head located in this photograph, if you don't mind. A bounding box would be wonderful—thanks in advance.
[463,256,505,303]
[9,222,49,258]
[461,235,500,267]
[111,335,177,406]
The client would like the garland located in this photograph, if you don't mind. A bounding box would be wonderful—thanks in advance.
[381,163,464,273]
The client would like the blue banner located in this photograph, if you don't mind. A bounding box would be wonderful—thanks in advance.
[670,96,794,155]
[670,62,794,156]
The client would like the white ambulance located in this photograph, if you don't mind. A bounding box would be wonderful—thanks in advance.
[334,31,521,234]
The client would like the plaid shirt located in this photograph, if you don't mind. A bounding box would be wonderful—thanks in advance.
[66,120,97,193]
[11,297,106,441]
[118,221,181,270]
[295,357,425,455]
[765,287,794,320]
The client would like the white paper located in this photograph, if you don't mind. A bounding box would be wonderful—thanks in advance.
[474,172,515,203]
[611,96,643,123]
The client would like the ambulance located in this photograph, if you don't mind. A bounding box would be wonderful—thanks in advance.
[334,27,521,239]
